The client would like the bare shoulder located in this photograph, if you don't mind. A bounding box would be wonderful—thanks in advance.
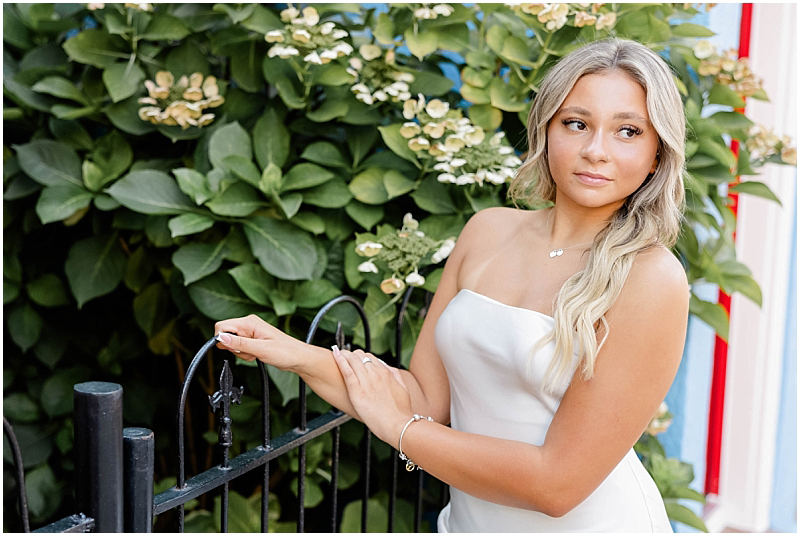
[610,245,690,323]
[458,206,529,245]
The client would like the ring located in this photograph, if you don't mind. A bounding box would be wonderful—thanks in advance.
[362,357,372,364]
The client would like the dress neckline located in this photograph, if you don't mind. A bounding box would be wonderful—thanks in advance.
[459,288,555,322]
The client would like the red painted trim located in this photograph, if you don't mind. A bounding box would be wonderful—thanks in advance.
[704,3,753,496]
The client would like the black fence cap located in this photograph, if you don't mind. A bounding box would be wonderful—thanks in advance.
[74,381,122,395]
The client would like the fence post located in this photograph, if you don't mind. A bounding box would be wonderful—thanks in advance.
[74,382,124,532]
[123,427,154,532]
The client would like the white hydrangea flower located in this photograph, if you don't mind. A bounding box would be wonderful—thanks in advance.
[405,271,426,286]
[431,238,456,263]
[320,21,336,35]
[433,4,454,16]
[464,127,485,146]
[408,137,430,151]
[302,6,320,25]
[449,157,467,167]
[425,99,449,119]
[356,241,383,256]
[304,51,323,64]
[332,29,349,40]
[403,212,419,230]
[437,173,456,183]
[355,92,375,105]
[280,7,299,22]
[399,122,422,138]
[360,44,383,61]
[358,260,379,273]
[693,40,716,60]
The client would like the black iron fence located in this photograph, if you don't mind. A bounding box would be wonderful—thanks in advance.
[4,288,447,532]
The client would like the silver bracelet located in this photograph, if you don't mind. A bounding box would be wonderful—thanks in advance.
[397,414,433,471]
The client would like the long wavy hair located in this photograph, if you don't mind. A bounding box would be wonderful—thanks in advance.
[506,38,686,393]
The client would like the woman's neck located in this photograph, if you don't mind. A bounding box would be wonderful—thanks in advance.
[546,202,620,248]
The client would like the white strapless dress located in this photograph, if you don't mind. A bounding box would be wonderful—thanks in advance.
[434,288,672,533]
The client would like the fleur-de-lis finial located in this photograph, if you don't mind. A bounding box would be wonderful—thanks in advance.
[208,360,243,450]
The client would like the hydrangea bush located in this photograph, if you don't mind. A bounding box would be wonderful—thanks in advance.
[3,2,794,531]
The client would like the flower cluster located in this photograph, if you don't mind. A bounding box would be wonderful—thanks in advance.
[693,43,764,98]
[412,3,455,20]
[745,124,796,165]
[507,4,616,31]
[355,214,456,294]
[681,3,717,11]
[137,71,224,129]
[124,2,152,10]
[645,402,673,436]
[348,45,415,106]
[400,94,522,186]
[265,6,353,64]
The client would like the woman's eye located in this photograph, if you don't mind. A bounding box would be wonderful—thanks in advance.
[563,119,585,131]
[619,126,643,138]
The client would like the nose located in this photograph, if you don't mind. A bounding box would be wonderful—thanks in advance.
[579,130,610,163]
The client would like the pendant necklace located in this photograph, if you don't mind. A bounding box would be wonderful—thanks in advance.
[545,209,594,258]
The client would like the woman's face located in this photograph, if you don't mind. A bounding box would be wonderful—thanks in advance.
[546,70,659,213]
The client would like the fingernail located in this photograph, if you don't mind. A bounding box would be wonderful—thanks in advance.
[331,345,340,357]
[218,333,232,345]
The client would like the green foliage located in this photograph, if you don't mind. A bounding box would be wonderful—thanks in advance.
[3,2,791,531]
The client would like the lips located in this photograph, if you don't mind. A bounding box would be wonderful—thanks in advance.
[575,172,611,186]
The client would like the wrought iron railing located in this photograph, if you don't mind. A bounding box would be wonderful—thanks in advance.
[4,287,447,532]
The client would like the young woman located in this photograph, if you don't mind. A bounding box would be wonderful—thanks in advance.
[214,38,689,532]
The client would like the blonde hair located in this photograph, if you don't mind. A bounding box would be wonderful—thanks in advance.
[506,38,686,393]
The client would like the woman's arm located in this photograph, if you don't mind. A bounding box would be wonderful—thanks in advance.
[335,246,690,517]
[213,206,480,422]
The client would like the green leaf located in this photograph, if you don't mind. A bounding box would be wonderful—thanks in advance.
[406,69,453,96]
[165,40,210,79]
[4,280,20,304]
[689,294,729,341]
[345,200,384,230]
[240,4,283,33]
[243,217,317,280]
[724,273,762,307]
[307,99,349,122]
[729,181,781,205]
[404,27,438,60]
[664,501,708,532]
[14,139,82,187]
[460,83,491,105]
[340,497,388,532]
[31,76,87,104]
[173,168,212,205]
[461,66,492,88]
[173,240,228,285]
[384,170,415,199]
[281,162,336,192]
[708,111,753,136]
[500,36,535,67]
[7,302,43,352]
[65,234,127,308]
[62,29,127,69]
[187,271,256,321]
[230,41,265,93]
[377,124,420,166]
[104,94,157,136]
[206,181,263,217]
[290,211,325,234]
[222,155,261,187]
[228,263,274,306]
[294,279,341,309]
[708,83,745,107]
[3,393,40,422]
[485,24,510,55]
[468,103,503,130]
[373,12,394,45]
[49,118,93,150]
[349,168,389,205]
[168,213,215,237]
[140,13,190,40]
[311,63,356,86]
[670,22,715,37]
[107,169,196,214]
[274,193,303,219]
[301,178,353,208]
[102,60,146,103]
[35,183,92,224]
[697,138,736,170]
[254,107,290,169]
[301,141,350,170]
[40,367,91,419]
[489,78,526,112]
[268,365,300,405]
[208,121,252,170]
[133,282,169,337]
[411,175,457,214]
[25,464,61,521]
[26,274,70,307]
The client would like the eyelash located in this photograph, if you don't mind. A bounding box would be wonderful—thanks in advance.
[562,119,643,138]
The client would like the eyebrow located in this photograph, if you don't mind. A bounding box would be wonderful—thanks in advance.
[556,106,652,126]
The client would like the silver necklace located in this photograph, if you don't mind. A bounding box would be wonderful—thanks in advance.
[545,210,594,258]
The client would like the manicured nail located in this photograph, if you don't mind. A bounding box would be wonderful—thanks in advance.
[331,345,340,357]
[218,333,232,345]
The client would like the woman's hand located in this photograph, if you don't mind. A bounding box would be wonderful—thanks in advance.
[214,314,305,371]
[332,345,413,446]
